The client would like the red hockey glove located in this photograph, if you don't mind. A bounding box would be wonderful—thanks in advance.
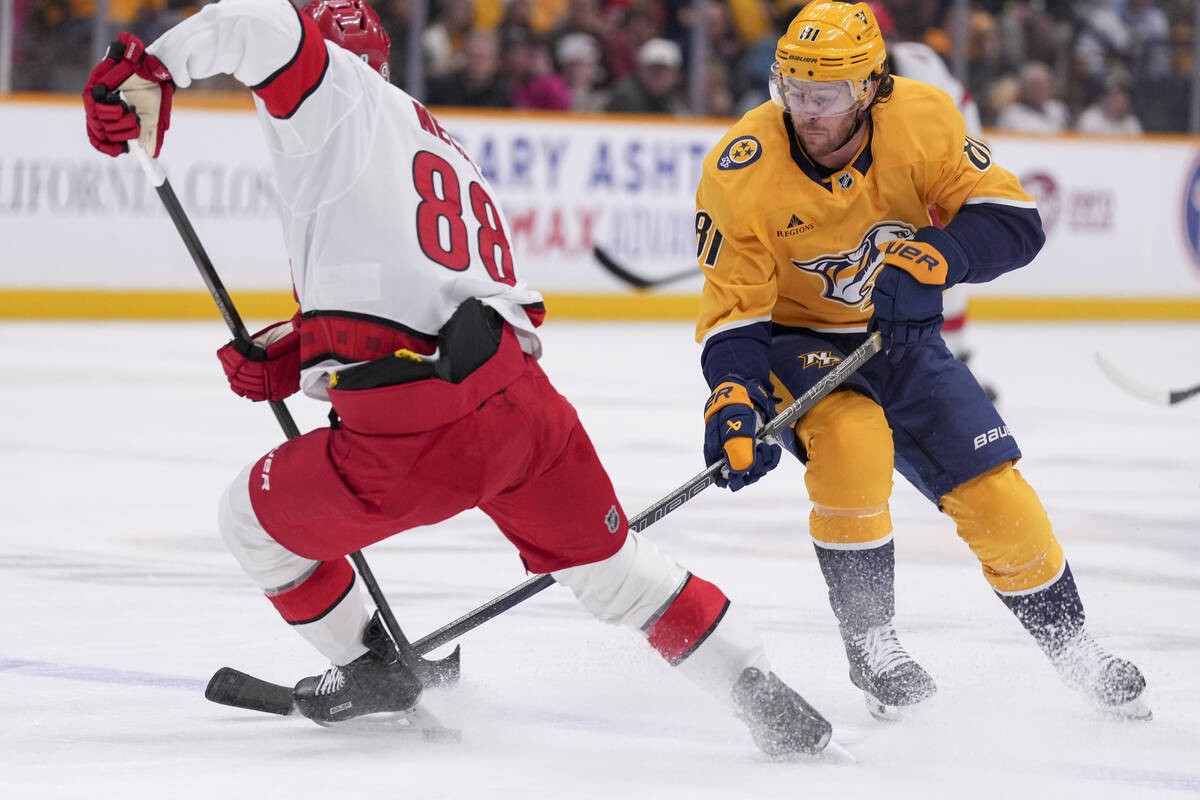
[217,318,302,402]
[82,32,174,158]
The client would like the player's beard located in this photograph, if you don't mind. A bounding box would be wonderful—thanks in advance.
[795,108,863,161]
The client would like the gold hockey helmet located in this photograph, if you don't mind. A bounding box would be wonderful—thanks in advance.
[771,1,888,116]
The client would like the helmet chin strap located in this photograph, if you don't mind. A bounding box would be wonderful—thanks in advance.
[830,103,871,154]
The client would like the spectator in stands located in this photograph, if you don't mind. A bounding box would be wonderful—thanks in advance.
[546,0,610,53]
[1076,70,1144,135]
[995,61,1069,133]
[19,0,89,91]
[600,1,661,84]
[604,37,688,115]
[964,9,1019,124]
[375,0,413,89]
[426,29,511,108]
[423,0,475,80]
[1075,0,1172,85]
[702,59,735,118]
[507,28,572,110]
[557,32,609,112]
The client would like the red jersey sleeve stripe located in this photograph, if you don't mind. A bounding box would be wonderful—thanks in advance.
[251,3,330,120]
[266,559,356,625]
[522,301,546,327]
[644,574,730,665]
[299,311,438,368]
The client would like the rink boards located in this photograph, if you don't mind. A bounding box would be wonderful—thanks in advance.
[2,94,1200,320]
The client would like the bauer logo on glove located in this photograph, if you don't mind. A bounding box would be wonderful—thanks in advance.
[880,239,947,285]
[702,379,782,491]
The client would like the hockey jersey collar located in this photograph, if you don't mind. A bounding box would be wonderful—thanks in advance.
[782,111,875,192]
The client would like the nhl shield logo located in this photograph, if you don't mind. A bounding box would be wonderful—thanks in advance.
[604,505,621,533]
[718,136,762,170]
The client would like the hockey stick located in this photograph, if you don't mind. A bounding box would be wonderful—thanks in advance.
[205,331,882,715]
[1095,352,1200,406]
[124,137,460,687]
[409,330,882,653]
[593,245,697,290]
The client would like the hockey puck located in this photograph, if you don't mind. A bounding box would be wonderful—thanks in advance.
[421,726,463,744]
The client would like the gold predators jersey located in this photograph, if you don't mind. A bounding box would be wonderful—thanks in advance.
[695,76,1036,343]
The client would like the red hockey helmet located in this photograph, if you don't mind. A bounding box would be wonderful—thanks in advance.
[302,0,392,82]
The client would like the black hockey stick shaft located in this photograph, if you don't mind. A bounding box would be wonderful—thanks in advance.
[128,143,459,685]
[410,332,883,655]
[1095,352,1200,407]
[1171,384,1200,404]
[207,331,881,713]
[593,245,697,290]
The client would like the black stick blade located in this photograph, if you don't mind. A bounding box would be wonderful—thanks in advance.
[416,645,462,687]
[592,246,695,290]
[205,667,295,715]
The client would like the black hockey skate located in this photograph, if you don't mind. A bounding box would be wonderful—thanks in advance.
[293,612,424,725]
[1050,630,1150,720]
[844,623,937,721]
[732,667,832,756]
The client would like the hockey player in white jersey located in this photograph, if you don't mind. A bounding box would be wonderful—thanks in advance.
[80,0,833,755]
[867,2,993,397]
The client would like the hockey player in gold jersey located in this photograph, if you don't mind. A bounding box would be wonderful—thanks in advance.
[696,0,1149,720]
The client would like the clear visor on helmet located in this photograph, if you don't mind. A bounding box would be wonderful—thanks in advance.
[769,61,863,117]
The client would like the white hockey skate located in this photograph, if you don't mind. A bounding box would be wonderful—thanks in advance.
[732,667,833,756]
[1050,629,1151,720]
[844,623,937,721]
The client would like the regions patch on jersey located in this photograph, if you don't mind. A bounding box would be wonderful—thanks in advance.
[718,136,762,170]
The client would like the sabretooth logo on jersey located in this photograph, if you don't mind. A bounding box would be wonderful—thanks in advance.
[792,220,916,309]
[973,426,1011,450]
[259,447,279,491]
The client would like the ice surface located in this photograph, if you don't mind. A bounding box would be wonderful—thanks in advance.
[2,320,1198,799]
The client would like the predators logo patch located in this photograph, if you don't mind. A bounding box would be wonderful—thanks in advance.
[718,136,762,170]
[799,351,843,369]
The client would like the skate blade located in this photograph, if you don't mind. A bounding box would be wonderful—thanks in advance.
[863,692,906,722]
[1100,695,1153,721]
[317,706,463,743]
[820,738,858,764]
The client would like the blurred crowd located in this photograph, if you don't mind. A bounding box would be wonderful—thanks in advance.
[10,0,1198,133]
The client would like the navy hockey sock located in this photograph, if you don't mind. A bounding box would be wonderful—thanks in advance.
[813,539,896,635]
[995,562,1086,655]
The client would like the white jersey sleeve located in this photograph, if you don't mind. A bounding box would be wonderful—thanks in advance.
[889,42,983,137]
[147,0,544,399]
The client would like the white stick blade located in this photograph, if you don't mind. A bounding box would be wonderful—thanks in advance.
[1094,353,1170,406]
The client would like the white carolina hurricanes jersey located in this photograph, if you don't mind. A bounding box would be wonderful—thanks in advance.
[889,42,983,137]
[147,0,544,398]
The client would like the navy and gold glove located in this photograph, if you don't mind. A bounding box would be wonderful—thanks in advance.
[870,239,948,362]
[703,379,781,491]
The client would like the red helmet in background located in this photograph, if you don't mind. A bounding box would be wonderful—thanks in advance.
[862,2,896,39]
[302,0,392,82]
